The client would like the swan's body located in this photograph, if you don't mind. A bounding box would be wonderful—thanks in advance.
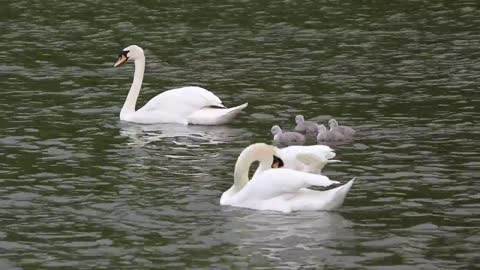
[328,119,355,137]
[317,124,346,142]
[114,45,247,125]
[294,115,319,136]
[221,143,355,213]
[271,125,305,146]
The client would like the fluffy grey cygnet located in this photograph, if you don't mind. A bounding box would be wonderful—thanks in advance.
[316,124,346,142]
[271,125,306,146]
[294,115,319,136]
[328,119,355,137]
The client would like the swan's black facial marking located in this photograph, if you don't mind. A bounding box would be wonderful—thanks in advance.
[271,155,284,168]
[118,50,129,58]
[114,50,129,67]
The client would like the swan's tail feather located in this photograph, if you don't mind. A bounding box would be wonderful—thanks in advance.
[188,103,248,125]
[324,177,356,210]
[288,177,356,212]
[290,177,356,212]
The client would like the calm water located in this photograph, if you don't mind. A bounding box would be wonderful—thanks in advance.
[1,0,480,269]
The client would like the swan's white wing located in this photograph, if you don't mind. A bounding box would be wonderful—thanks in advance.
[232,168,339,204]
[280,145,336,160]
[296,153,339,169]
[278,145,339,173]
[287,178,356,211]
[187,103,248,125]
[137,86,224,117]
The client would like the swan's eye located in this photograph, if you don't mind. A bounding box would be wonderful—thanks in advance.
[271,155,284,168]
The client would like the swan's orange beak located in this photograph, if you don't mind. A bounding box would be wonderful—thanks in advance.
[114,54,127,67]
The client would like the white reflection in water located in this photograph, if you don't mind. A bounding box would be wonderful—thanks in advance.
[222,209,354,266]
[119,122,250,147]
[229,211,351,243]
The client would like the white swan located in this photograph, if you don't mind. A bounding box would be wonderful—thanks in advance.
[221,143,356,213]
[114,45,248,125]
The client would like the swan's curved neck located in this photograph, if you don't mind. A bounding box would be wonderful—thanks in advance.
[233,144,273,192]
[120,57,145,118]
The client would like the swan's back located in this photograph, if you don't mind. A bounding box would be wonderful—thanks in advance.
[289,178,356,211]
[231,169,354,213]
[138,86,223,116]
[231,168,339,210]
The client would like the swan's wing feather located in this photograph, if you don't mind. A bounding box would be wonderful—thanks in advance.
[296,153,326,166]
[138,86,223,115]
[280,145,336,159]
[278,145,338,172]
[288,178,356,211]
[187,103,248,125]
[236,169,339,202]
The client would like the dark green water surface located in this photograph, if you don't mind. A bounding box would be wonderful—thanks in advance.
[1,0,479,269]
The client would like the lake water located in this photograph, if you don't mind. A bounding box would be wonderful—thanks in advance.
[1,0,479,269]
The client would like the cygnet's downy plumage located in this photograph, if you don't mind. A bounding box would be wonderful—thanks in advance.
[328,119,355,137]
[271,125,306,146]
[294,115,319,136]
[316,124,346,142]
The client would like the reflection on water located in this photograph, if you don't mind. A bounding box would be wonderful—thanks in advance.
[119,122,250,147]
[225,211,352,268]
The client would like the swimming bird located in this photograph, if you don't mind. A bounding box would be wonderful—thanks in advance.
[271,125,306,146]
[317,124,346,142]
[114,45,247,125]
[328,119,355,137]
[220,143,356,213]
[294,115,320,136]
